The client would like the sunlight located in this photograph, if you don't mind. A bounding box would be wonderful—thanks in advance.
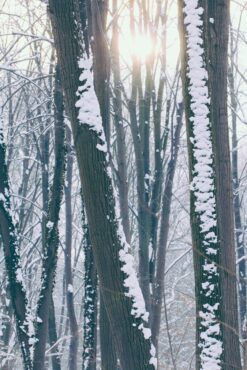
[119,30,157,64]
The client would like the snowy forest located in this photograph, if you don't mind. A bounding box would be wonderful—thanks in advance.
[0,0,247,369]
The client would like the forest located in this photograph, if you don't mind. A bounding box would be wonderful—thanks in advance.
[0,0,247,369]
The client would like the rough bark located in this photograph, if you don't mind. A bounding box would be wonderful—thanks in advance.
[206,3,242,369]
[178,1,241,369]
[48,1,156,368]
[89,2,119,366]
[100,293,119,370]
[0,127,32,370]
[82,213,98,370]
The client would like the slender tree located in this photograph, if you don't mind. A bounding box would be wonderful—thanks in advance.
[33,65,66,370]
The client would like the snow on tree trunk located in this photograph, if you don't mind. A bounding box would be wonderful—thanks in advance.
[48,0,157,368]
[0,126,33,370]
[179,1,224,368]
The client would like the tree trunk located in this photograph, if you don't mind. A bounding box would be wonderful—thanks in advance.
[206,3,242,369]
[0,127,32,370]
[48,298,61,370]
[82,201,98,370]
[151,103,183,353]
[65,127,79,370]
[111,0,130,243]
[229,24,247,368]
[33,65,66,370]
[178,1,241,369]
[48,1,156,368]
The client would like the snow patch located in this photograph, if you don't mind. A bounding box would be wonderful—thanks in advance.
[76,57,107,153]
[184,0,222,368]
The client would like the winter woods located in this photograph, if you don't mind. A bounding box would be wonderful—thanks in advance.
[0,0,247,369]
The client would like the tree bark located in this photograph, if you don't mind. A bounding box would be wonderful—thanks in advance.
[48,1,156,369]
[82,212,98,370]
[33,65,66,370]
[65,127,79,370]
[206,3,242,369]
[48,298,61,370]
[178,1,241,369]
[0,127,32,370]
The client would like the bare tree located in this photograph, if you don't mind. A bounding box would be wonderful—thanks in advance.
[48,0,156,368]
[178,0,241,368]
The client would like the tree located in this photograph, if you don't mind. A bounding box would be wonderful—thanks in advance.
[48,0,156,369]
[178,0,241,368]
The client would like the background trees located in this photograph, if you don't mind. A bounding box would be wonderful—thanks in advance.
[0,0,246,369]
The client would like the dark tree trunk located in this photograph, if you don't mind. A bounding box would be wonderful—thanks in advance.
[48,1,156,368]
[206,3,242,369]
[178,1,241,369]
[0,127,32,370]
[33,65,66,370]
[65,127,79,370]
[89,2,119,367]
[111,0,130,243]
[48,298,61,370]
[100,293,119,370]
[82,202,98,370]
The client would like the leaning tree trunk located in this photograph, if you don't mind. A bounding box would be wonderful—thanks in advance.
[178,1,241,369]
[89,2,119,367]
[48,1,156,369]
[0,126,32,370]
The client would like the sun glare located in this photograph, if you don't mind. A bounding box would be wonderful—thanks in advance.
[119,32,156,62]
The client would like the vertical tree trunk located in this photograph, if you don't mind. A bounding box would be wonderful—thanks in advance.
[65,127,79,370]
[179,1,241,369]
[229,27,247,366]
[82,205,98,370]
[206,2,242,369]
[111,0,130,243]
[152,103,183,353]
[33,65,66,370]
[48,298,61,370]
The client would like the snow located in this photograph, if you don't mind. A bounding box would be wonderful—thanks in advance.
[184,0,222,368]
[76,57,107,153]
[67,284,73,293]
[46,221,54,229]
[15,267,24,284]
[76,57,157,368]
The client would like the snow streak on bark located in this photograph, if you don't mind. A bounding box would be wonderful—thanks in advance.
[76,57,157,368]
[183,1,223,368]
[82,220,97,370]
